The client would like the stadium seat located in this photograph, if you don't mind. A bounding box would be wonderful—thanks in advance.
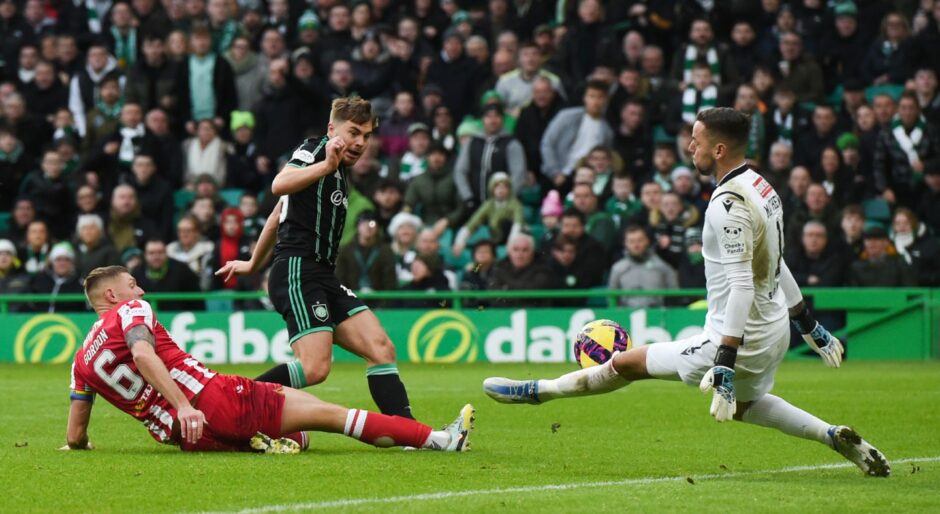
[174,190,196,212]
[204,292,234,312]
[219,188,244,207]
[0,212,10,234]
[865,84,904,103]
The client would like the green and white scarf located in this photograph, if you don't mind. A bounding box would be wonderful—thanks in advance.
[110,26,137,69]
[213,19,240,54]
[118,123,145,165]
[891,114,927,165]
[81,0,107,33]
[683,45,720,84]
[681,84,717,124]
[773,109,792,144]
[95,99,122,119]
[111,27,137,70]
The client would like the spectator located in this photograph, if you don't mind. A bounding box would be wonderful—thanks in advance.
[460,239,497,295]
[913,68,940,126]
[67,42,120,138]
[402,143,463,236]
[734,83,767,164]
[671,166,708,218]
[166,214,214,290]
[336,211,397,294]
[107,184,156,254]
[670,18,738,90]
[398,253,451,307]
[839,204,866,261]
[122,153,174,241]
[554,208,607,288]
[785,220,846,287]
[19,220,50,275]
[176,26,237,128]
[252,58,308,173]
[239,192,265,239]
[18,148,72,239]
[862,12,912,86]
[613,100,652,177]
[794,104,839,168]
[729,20,761,85]
[144,108,184,188]
[72,184,106,229]
[514,76,562,189]
[73,214,119,279]
[581,145,618,203]
[224,35,265,112]
[496,41,564,115]
[570,181,617,253]
[189,195,220,242]
[454,104,526,207]
[540,80,613,191]
[772,31,824,103]
[543,235,583,305]
[849,226,916,286]
[225,111,262,191]
[23,60,68,128]
[651,191,698,269]
[819,1,865,93]
[88,102,160,185]
[210,208,252,290]
[0,239,30,308]
[608,225,678,307]
[105,2,140,70]
[123,33,178,114]
[28,242,84,312]
[605,174,641,232]
[487,232,554,307]
[371,179,404,236]
[388,211,422,286]
[452,172,524,255]
[3,198,36,246]
[425,29,480,122]
[183,119,231,187]
[678,227,706,290]
[817,145,858,209]
[874,92,940,208]
[768,85,806,148]
[670,62,719,132]
[786,183,841,251]
[132,238,202,312]
[430,104,457,153]
[0,130,29,211]
[81,73,123,152]
[390,122,431,183]
[891,208,940,286]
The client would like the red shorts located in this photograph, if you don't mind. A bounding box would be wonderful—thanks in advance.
[181,375,285,452]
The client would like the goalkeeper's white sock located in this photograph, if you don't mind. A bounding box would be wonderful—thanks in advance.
[741,394,830,444]
[536,359,630,401]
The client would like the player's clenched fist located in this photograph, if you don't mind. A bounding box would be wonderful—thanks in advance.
[325,137,347,168]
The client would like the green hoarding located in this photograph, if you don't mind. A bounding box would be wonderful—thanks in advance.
[3,303,933,364]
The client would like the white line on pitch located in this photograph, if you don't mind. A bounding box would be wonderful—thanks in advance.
[194,456,940,514]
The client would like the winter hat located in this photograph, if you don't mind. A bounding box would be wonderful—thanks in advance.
[540,190,563,217]
[388,212,423,237]
[836,132,860,150]
[670,165,694,182]
[0,239,16,255]
[298,10,321,31]
[230,111,255,131]
[487,171,512,193]
[49,242,75,261]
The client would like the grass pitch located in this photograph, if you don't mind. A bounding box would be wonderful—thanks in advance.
[2,361,939,513]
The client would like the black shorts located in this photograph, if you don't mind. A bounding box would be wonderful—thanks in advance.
[268,256,369,344]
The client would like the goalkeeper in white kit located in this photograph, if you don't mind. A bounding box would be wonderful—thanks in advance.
[484,108,889,477]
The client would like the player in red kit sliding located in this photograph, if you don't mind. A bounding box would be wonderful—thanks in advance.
[64,266,473,453]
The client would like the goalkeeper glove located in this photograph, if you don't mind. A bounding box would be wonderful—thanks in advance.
[699,344,737,422]
[791,307,844,368]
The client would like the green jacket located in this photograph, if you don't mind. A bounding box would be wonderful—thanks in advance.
[403,167,465,227]
[335,240,398,292]
[464,198,524,243]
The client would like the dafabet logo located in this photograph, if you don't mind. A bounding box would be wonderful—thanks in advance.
[14,314,82,363]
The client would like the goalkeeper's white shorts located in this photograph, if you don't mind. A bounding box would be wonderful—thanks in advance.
[645,317,790,402]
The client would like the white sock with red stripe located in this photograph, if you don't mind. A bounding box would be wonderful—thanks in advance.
[342,409,434,448]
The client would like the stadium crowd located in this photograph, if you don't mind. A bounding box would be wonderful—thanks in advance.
[1,0,940,312]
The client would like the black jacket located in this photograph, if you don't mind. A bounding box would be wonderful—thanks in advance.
[785,246,847,287]
[515,96,563,177]
[425,54,482,122]
[132,260,203,311]
[29,271,86,312]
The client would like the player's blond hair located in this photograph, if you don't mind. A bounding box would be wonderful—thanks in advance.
[330,96,377,128]
[84,265,130,302]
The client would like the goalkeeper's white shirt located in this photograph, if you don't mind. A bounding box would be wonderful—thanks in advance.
[702,163,788,348]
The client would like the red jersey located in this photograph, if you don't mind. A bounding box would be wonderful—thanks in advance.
[69,299,218,444]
